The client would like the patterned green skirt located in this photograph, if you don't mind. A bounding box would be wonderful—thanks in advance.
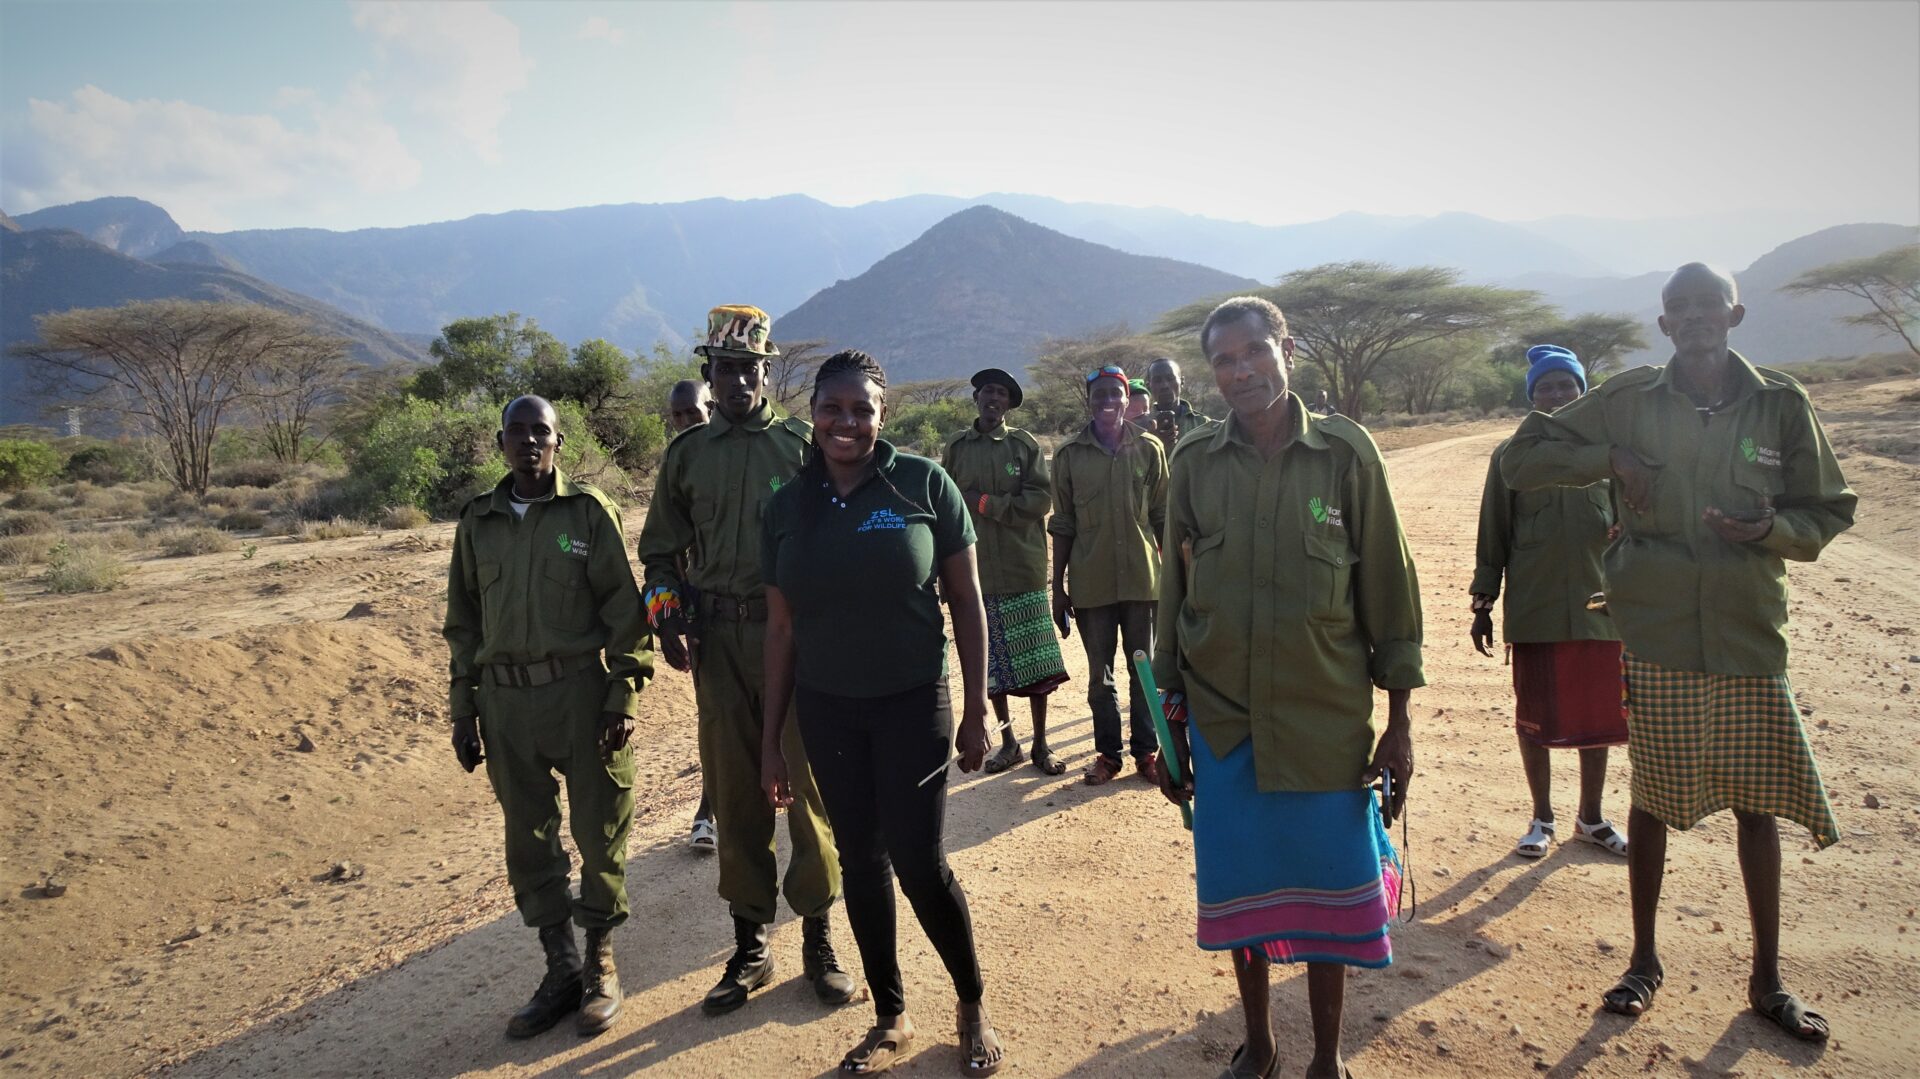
[984,591,1069,698]
[1623,651,1839,848]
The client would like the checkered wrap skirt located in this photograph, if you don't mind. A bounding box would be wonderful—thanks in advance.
[1622,651,1839,849]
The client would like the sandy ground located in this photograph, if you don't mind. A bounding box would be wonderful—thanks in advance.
[2,379,1917,1078]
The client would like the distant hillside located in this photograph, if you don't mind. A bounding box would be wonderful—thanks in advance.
[0,228,425,426]
[1529,223,1920,368]
[0,211,20,234]
[14,196,185,257]
[149,239,246,273]
[776,206,1259,382]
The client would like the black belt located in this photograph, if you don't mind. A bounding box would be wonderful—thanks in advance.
[484,652,602,688]
[702,593,767,623]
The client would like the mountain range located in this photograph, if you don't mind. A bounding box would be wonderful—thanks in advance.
[3,192,1913,426]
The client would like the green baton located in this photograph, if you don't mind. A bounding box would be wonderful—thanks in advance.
[1131,649,1193,831]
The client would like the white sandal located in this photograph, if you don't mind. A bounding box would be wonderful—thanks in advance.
[1515,818,1555,859]
[1574,817,1629,857]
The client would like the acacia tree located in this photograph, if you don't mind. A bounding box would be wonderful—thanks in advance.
[251,339,359,463]
[1490,312,1650,382]
[1380,334,1494,414]
[1784,244,1920,359]
[15,300,342,492]
[764,339,827,412]
[1159,262,1546,421]
[894,378,969,407]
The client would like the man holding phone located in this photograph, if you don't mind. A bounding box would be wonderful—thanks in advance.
[1502,263,1853,1042]
[1139,356,1216,447]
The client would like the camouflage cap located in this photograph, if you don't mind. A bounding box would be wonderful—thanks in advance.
[694,304,780,358]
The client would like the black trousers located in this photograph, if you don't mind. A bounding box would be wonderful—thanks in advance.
[1076,600,1157,762]
[796,680,985,1018]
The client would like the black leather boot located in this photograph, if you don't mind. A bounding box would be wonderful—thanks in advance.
[802,912,855,1005]
[577,927,622,1035]
[701,914,774,1014]
[505,922,582,1038]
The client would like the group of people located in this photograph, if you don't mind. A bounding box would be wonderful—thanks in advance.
[442,261,1854,1076]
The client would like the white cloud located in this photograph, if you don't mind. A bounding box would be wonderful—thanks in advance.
[578,16,625,46]
[350,1,532,163]
[5,84,421,230]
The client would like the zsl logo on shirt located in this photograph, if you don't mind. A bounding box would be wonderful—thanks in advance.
[1740,437,1782,468]
[1309,497,1345,528]
[556,533,590,558]
[857,509,907,533]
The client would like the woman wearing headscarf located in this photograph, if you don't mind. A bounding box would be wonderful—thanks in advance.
[760,350,1005,1076]
[1469,344,1629,859]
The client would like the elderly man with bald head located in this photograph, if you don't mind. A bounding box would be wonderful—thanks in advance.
[1501,263,1855,1043]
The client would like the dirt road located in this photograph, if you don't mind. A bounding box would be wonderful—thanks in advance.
[3,406,1916,1078]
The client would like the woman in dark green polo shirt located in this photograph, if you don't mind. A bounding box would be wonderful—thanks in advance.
[1470,345,1628,860]
[759,350,1005,1076]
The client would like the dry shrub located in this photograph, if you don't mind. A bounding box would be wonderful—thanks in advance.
[211,460,295,489]
[155,526,235,557]
[291,516,370,542]
[44,541,131,593]
[0,509,59,536]
[151,488,205,519]
[219,508,269,531]
[379,504,431,530]
[5,488,66,512]
[0,533,57,573]
[201,485,254,509]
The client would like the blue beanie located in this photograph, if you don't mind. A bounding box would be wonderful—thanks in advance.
[1525,344,1586,401]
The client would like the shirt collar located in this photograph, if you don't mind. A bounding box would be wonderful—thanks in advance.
[480,467,576,516]
[1069,419,1142,454]
[707,397,777,435]
[1204,393,1327,454]
[1649,349,1765,407]
[963,419,1010,443]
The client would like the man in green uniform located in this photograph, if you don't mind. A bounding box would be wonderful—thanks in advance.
[665,377,720,852]
[445,395,651,1038]
[1502,263,1854,1042]
[636,304,850,1015]
[1050,363,1169,786]
[1133,355,1215,447]
[1155,296,1421,1079]
[943,368,1069,775]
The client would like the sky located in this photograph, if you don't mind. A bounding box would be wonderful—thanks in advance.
[1,0,1916,234]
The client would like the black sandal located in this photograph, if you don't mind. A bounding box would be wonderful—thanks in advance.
[1751,989,1830,1042]
[841,1023,913,1074]
[984,742,1024,774]
[1030,745,1065,776]
[1217,1043,1279,1079]
[1601,969,1663,1016]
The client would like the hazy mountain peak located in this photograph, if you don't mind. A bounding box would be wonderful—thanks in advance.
[14,196,184,257]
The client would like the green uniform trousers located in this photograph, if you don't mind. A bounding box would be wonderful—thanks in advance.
[695,618,841,924]
[479,663,634,930]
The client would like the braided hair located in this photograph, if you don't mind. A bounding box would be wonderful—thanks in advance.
[797,349,929,526]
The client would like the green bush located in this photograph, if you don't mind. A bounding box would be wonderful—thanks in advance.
[156,526,235,557]
[0,510,59,536]
[886,398,974,455]
[44,541,130,593]
[0,439,63,492]
[62,442,147,486]
[345,396,613,518]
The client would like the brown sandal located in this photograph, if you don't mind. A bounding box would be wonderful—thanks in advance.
[956,1003,1004,1076]
[1083,754,1123,786]
[841,1023,913,1074]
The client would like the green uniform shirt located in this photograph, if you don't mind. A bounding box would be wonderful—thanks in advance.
[1501,350,1855,676]
[1154,395,1426,792]
[1471,439,1619,644]
[1047,422,1168,608]
[762,441,975,698]
[637,399,812,601]
[444,469,653,719]
[940,421,1051,594]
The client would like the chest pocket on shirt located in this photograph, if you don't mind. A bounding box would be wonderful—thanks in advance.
[1303,533,1356,624]
[477,562,506,628]
[1513,489,1555,549]
[540,557,594,634]
[1185,531,1226,614]
[1733,462,1785,516]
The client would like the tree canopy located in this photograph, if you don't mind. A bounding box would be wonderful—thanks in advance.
[1490,312,1651,383]
[1158,262,1546,421]
[1784,244,1920,359]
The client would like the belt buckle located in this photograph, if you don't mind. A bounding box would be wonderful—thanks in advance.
[733,599,751,621]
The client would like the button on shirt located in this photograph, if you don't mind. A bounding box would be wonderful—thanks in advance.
[1047,422,1168,608]
[762,442,975,698]
[1471,439,1619,644]
[940,421,1051,595]
[637,399,811,601]
[444,470,652,719]
[1154,395,1425,792]
[1501,351,1855,675]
